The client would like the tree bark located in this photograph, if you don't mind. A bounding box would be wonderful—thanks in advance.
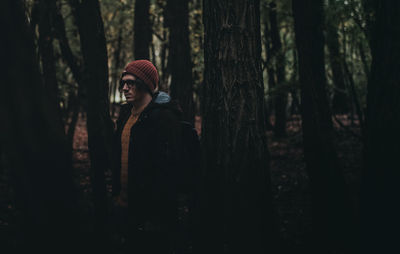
[326,0,349,114]
[0,1,80,252]
[290,47,300,115]
[37,0,61,117]
[198,1,278,253]
[269,2,287,137]
[134,0,152,60]
[52,0,84,163]
[358,41,370,83]
[165,0,195,124]
[262,4,275,131]
[361,1,400,253]
[71,0,114,249]
[292,0,356,253]
[160,30,169,91]
[111,21,124,104]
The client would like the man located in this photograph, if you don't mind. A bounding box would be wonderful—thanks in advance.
[112,60,183,253]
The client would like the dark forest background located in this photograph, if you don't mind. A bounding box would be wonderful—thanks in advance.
[1,0,399,254]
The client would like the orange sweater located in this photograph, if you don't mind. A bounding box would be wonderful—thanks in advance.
[116,106,143,207]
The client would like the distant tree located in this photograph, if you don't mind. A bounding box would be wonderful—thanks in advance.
[361,1,400,253]
[165,0,195,124]
[52,0,84,163]
[198,0,279,253]
[326,0,349,114]
[292,0,356,253]
[35,0,62,118]
[134,0,151,60]
[262,3,275,130]
[268,2,288,137]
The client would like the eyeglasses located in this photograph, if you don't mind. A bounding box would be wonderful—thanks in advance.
[119,79,141,91]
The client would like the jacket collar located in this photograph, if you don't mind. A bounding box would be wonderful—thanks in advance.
[130,91,182,124]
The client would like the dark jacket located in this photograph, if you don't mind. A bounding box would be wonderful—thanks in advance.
[112,91,184,231]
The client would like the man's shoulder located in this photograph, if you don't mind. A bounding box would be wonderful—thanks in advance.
[147,100,182,122]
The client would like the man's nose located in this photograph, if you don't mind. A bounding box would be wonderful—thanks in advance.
[122,83,129,91]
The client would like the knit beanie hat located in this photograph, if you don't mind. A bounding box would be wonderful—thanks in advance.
[121,60,159,93]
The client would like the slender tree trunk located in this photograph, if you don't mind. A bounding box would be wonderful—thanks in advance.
[66,88,81,164]
[37,0,63,123]
[166,0,195,124]
[361,1,400,253]
[134,0,152,60]
[0,1,80,253]
[343,57,365,138]
[53,0,84,163]
[269,2,287,137]
[160,30,169,91]
[198,1,278,253]
[292,1,356,253]
[111,22,123,104]
[290,48,300,115]
[263,5,275,131]
[358,41,370,81]
[362,0,375,48]
[326,0,349,114]
[71,0,114,250]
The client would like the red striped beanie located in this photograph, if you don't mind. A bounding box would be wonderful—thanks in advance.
[121,60,159,92]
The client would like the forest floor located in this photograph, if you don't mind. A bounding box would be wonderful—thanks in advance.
[0,113,362,253]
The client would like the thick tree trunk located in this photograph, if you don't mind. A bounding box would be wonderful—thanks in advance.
[361,1,400,253]
[269,2,287,137]
[166,0,195,124]
[198,1,278,253]
[134,0,152,60]
[0,1,79,252]
[71,0,114,249]
[292,1,356,253]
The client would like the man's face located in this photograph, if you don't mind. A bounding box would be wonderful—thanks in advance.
[121,74,146,104]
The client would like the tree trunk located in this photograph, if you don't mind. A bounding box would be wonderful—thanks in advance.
[111,22,123,104]
[361,1,400,253]
[292,0,356,253]
[71,0,114,249]
[165,0,195,124]
[160,30,169,91]
[133,0,151,60]
[37,0,63,123]
[358,41,370,82]
[0,1,80,252]
[53,0,84,163]
[326,0,349,114]
[262,5,275,131]
[343,56,365,138]
[290,47,300,115]
[198,1,278,253]
[269,2,287,137]
[362,0,375,48]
